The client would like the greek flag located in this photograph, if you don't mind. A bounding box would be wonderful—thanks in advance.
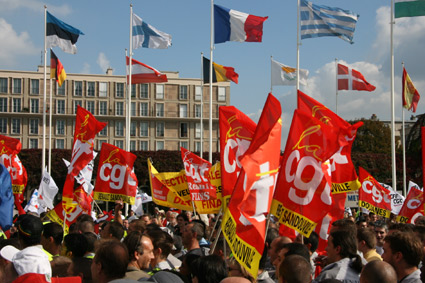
[300,0,358,43]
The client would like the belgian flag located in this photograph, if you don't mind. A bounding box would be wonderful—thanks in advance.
[203,56,238,84]
[50,49,66,87]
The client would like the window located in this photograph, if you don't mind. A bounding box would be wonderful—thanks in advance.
[131,85,136,98]
[115,140,124,149]
[87,101,95,114]
[140,141,148,151]
[130,141,136,151]
[0,118,7,133]
[99,101,108,115]
[156,84,164,99]
[140,102,148,116]
[0,78,7,93]
[180,141,188,149]
[156,141,164,150]
[87,82,95,97]
[74,100,82,114]
[30,99,39,113]
[11,118,20,134]
[0,98,7,112]
[56,120,65,135]
[99,82,108,97]
[29,139,38,149]
[218,87,226,101]
[156,122,164,137]
[195,142,201,152]
[179,104,187,118]
[195,123,201,138]
[30,79,39,94]
[57,100,65,114]
[74,81,82,96]
[115,121,124,136]
[98,140,107,149]
[13,78,21,94]
[130,121,137,136]
[116,83,124,98]
[156,103,164,117]
[12,98,21,113]
[140,122,148,137]
[131,102,136,116]
[180,123,188,138]
[195,86,202,101]
[116,102,124,116]
[58,81,66,96]
[56,139,65,149]
[195,104,201,118]
[179,85,188,100]
[140,84,148,98]
[29,119,39,134]
[99,124,107,136]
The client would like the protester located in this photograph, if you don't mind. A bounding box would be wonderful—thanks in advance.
[122,231,154,280]
[51,255,72,277]
[295,231,319,278]
[62,233,89,258]
[67,256,93,282]
[145,228,176,271]
[279,254,312,283]
[100,221,124,241]
[273,243,311,279]
[374,222,388,256]
[181,222,208,257]
[190,255,227,283]
[41,222,64,260]
[356,228,382,262]
[360,260,397,283]
[227,257,255,283]
[175,213,189,237]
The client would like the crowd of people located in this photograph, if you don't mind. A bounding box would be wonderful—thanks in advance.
[0,203,424,283]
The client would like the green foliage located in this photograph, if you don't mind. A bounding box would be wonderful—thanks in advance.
[350,118,391,154]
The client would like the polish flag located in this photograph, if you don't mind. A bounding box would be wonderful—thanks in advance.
[337,63,376,92]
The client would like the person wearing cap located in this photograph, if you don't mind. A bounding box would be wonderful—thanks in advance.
[0,214,52,282]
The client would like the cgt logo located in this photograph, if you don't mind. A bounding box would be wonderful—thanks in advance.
[362,180,390,204]
[99,163,136,190]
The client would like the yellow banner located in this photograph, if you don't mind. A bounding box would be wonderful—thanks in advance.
[359,200,391,218]
[222,210,262,279]
[12,184,25,195]
[396,215,409,223]
[93,192,135,205]
[271,200,317,237]
[331,179,361,194]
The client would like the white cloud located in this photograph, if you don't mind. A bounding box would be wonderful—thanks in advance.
[97,53,111,74]
[0,18,37,67]
[0,0,71,16]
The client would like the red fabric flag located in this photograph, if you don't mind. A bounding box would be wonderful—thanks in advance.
[181,147,217,201]
[337,63,376,92]
[219,106,256,208]
[222,93,281,278]
[358,167,392,218]
[126,56,168,84]
[396,181,424,223]
[297,90,363,193]
[402,67,420,113]
[271,110,343,238]
[93,143,138,205]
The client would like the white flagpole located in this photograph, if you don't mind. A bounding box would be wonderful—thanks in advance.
[209,0,214,163]
[48,77,53,173]
[200,52,204,159]
[42,6,47,176]
[127,5,133,152]
[335,58,338,114]
[390,0,397,192]
[402,62,407,196]
[296,0,300,91]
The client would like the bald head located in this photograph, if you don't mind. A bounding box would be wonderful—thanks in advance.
[220,277,252,283]
[269,236,292,263]
[360,260,397,283]
[279,254,312,283]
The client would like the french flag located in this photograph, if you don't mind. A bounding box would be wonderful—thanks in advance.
[214,4,268,44]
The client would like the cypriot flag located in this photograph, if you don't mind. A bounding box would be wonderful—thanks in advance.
[271,58,309,86]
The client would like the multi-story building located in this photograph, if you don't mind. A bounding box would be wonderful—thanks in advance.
[0,66,230,152]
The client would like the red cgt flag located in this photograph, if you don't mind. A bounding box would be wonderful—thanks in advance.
[358,167,391,218]
[337,63,376,92]
[396,181,424,223]
[222,93,282,279]
[219,106,256,208]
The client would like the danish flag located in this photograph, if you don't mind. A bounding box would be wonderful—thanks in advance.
[337,63,376,92]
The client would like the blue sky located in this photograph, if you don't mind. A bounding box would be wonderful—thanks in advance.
[1,0,425,145]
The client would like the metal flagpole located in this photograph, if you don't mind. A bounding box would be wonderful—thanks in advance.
[42,6,47,176]
[296,0,300,91]
[127,5,133,152]
[200,53,204,159]
[209,0,214,163]
[335,58,338,114]
[390,0,397,192]
[48,77,53,173]
[402,61,407,196]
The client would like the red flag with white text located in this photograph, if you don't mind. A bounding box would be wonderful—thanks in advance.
[222,93,282,279]
[337,63,376,92]
[358,167,392,218]
[219,106,257,209]
[396,181,424,223]
[93,143,138,204]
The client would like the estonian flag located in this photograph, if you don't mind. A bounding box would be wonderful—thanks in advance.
[203,57,239,84]
[46,11,84,54]
[50,49,66,87]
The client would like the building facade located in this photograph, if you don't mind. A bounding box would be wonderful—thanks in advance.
[0,66,230,152]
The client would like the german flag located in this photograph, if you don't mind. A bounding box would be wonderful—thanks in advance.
[50,49,66,87]
[203,56,238,84]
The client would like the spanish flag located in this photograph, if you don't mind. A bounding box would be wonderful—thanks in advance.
[402,67,420,113]
[50,49,66,87]
[203,56,238,84]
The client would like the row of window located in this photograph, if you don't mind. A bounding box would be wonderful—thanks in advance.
[1,118,202,139]
[0,77,227,102]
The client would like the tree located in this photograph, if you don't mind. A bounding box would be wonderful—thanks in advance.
[350,117,391,154]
